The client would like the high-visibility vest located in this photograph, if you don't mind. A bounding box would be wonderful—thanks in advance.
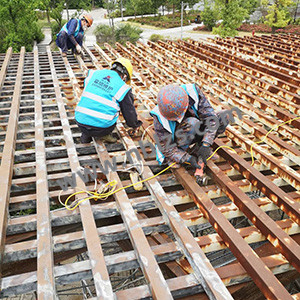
[75,69,130,128]
[150,84,199,164]
[58,19,81,37]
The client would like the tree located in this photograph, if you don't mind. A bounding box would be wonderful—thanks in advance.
[0,0,44,52]
[103,0,118,29]
[239,0,259,22]
[212,0,248,37]
[201,1,219,30]
[262,0,293,33]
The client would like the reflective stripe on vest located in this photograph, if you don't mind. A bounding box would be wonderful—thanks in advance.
[75,69,130,128]
[81,90,120,110]
[150,106,176,165]
[75,106,118,121]
[59,19,81,37]
[84,69,96,87]
[181,83,199,117]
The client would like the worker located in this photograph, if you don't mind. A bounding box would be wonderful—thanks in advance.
[75,57,142,143]
[56,14,93,57]
[150,84,231,182]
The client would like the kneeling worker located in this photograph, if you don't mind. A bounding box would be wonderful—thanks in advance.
[150,84,230,185]
[56,14,93,57]
[75,57,142,143]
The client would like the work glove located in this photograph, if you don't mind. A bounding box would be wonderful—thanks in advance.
[198,144,211,163]
[188,156,203,169]
[128,121,143,137]
[76,44,82,54]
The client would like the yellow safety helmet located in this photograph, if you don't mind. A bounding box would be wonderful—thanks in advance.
[111,57,133,85]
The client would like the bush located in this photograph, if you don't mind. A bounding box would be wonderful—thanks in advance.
[115,24,143,45]
[94,24,115,44]
[94,24,143,46]
[50,20,67,43]
[238,23,272,32]
[149,34,164,42]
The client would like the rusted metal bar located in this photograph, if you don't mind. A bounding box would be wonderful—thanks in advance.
[225,125,300,190]
[206,159,300,274]
[0,47,25,282]
[47,46,114,299]
[93,139,173,300]
[187,39,300,88]
[214,138,300,225]
[34,46,57,299]
[167,39,299,105]
[0,47,12,89]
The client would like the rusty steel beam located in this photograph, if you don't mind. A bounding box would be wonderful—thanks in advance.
[236,36,300,61]
[0,47,25,282]
[206,159,300,273]
[212,38,299,75]
[0,48,12,89]
[1,246,294,298]
[225,125,300,191]
[187,39,300,88]
[168,39,299,105]
[47,46,114,299]
[213,138,300,225]
[34,46,57,299]
[93,139,173,300]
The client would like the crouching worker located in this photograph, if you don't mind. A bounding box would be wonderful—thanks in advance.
[56,14,93,57]
[150,84,232,185]
[75,57,142,143]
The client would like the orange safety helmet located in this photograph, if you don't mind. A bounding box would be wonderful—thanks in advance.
[82,14,93,27]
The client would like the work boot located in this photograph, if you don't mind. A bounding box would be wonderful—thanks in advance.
[100,134,117,143]
[61,52,67,57]
[80,133,92,144]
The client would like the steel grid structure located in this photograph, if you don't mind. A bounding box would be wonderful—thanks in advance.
[0,34,299,300]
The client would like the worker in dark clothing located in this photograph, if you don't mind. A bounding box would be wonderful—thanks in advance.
[75,57,142,143]
[150,84,231,182]
[56,14,93,57]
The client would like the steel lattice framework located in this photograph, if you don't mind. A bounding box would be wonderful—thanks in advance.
[0,33,299,300]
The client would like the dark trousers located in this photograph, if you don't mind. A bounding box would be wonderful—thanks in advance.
[56,31,83,53]
[76,121,116,142]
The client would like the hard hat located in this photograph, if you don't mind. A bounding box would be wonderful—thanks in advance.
[111,57,133,85]
[157,85,189,121]
[82,14,93,27]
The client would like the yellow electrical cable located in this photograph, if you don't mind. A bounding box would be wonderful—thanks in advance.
[63,116,299,210]
[250,116,300,166]
[64,161,177,210]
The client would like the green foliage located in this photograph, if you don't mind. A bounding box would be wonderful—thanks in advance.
[51,20,67,42]
[201,4,218,31]
[262,0,293,31]
[213,0,248,37]
[115,23,142,44]
[94,23,143,45]
[0,0,44,52]
[94,24,115,44]
[149,33,165,42]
